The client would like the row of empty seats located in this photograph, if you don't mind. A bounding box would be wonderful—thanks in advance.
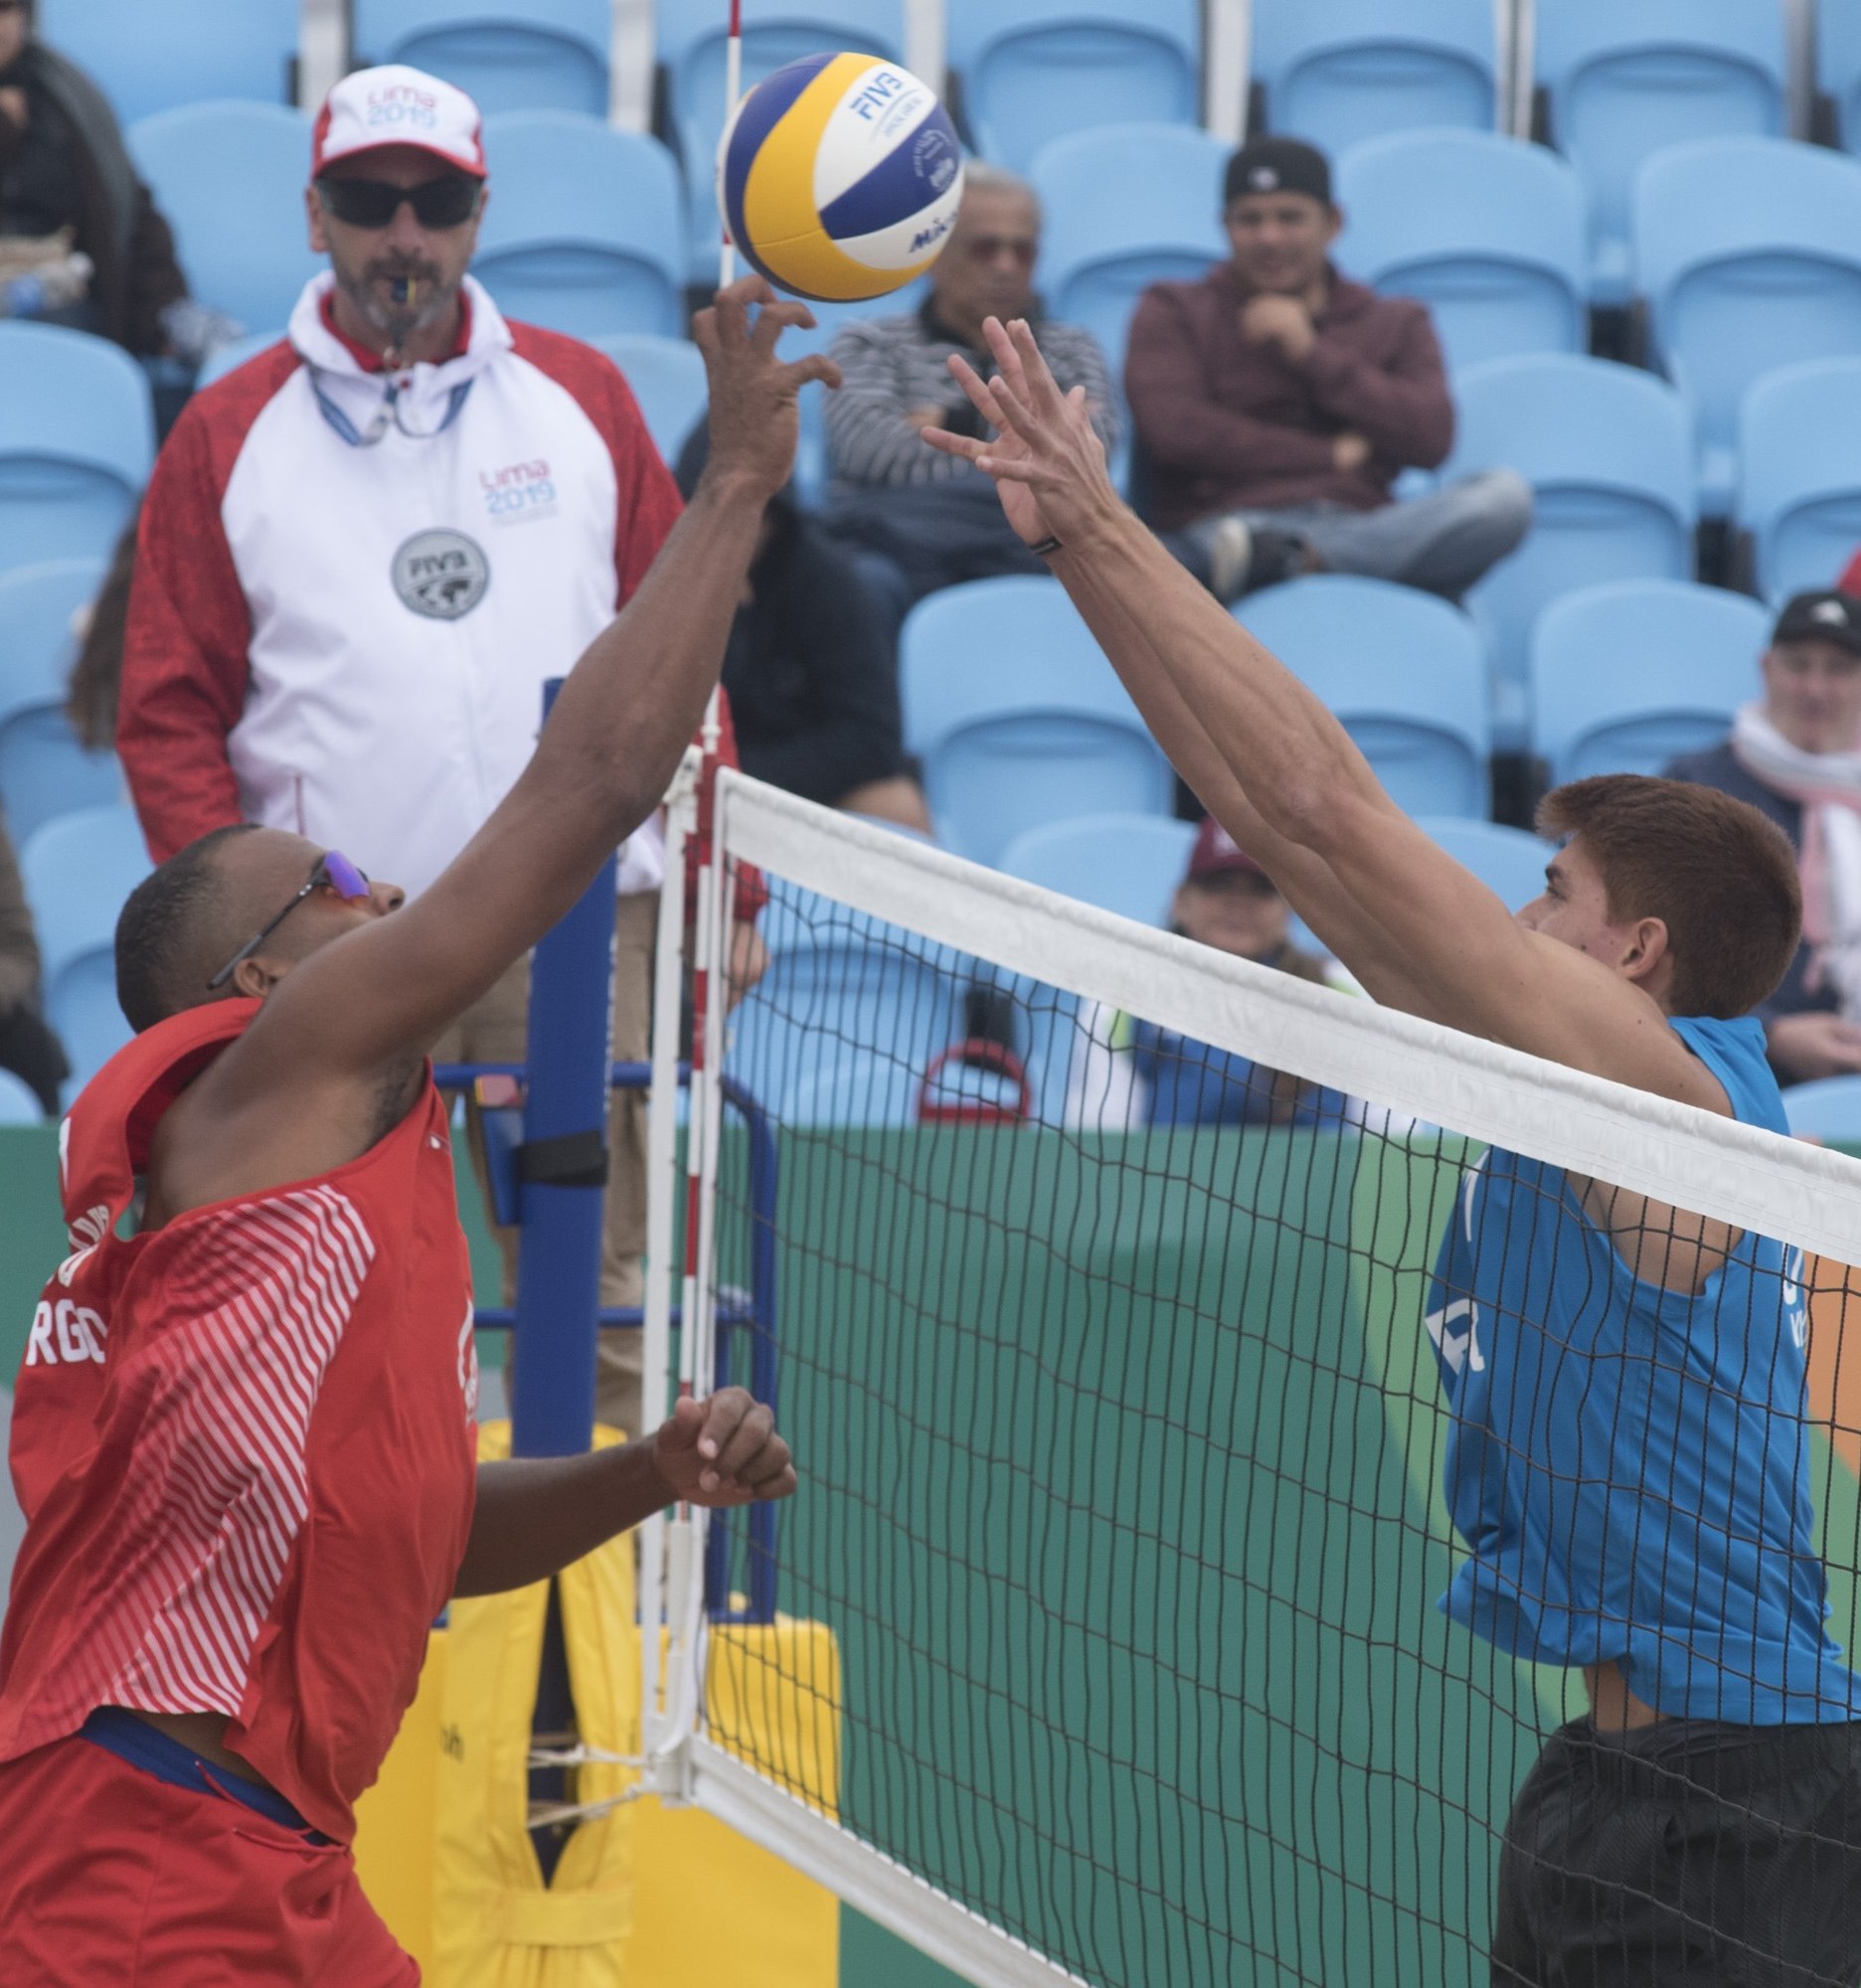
[11,305,1845,757]
[100,101,1861,536]
[40,1,1861,291]
[903,572,1760,868]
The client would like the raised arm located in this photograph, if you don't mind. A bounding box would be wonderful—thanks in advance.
[926,318,1713,1106]
[212,282,835,1108]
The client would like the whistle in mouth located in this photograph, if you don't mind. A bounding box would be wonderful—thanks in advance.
[392,276,422,307]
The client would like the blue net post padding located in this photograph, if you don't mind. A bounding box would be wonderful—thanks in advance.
[509,677,617,1461]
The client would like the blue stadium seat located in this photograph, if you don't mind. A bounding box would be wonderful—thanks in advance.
[473,113,684,340]
[12,804,139,1101]
[127,103,321,335]
[901,577,1173,866]
[0,561,107,723]
[1782,1075,1861,1144]
[1438,354,1697,746]
[1332,130,1587,375]
[591,333,707,465]
[354,0,610,116]
[657,0,908,282]
[1736,358,1861,605]
[1821,5,1861,155]
[1411,816,1554,913]
[996,814,1202,1125]
[947,0,1202,178]
[21,806,152,995]
[1236,578,1490,818]
[47,953,129,1105]
[1530,579,1768,786]
[1634,138,1861,517]
[195,330,290,393]
[38,0,298,125]
[0,327,151,579]
[1250,0,1497,160]
[997,814,1197,927]
[777,1049,922,1126]
[0,561,124,847]
[725,883,965,1118]
[1535,0,1787,306]
[0,1069,45,1123]
[1033,123,1229,381]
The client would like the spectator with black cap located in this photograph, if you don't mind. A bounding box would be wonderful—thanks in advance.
[1125,135,1531,600]
[1665,589,1861,1085]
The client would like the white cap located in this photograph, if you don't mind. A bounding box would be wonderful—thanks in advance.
[311,65,487,180]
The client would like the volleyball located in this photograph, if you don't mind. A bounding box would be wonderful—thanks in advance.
[716,52,965,303]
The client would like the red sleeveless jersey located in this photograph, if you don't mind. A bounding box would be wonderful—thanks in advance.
[0,999,478,1843]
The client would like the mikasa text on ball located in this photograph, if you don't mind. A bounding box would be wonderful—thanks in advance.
[717,53,965,303]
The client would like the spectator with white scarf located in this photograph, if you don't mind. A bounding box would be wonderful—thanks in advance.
[1665,589,1861,1084]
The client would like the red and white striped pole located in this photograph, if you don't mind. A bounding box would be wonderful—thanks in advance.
[665,0,747,1713]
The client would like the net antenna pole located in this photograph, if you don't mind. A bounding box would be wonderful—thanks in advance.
[659,698,729,1776]
[720,0,743,286]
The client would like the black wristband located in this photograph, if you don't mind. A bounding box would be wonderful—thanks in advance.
[1030,535,1063,559]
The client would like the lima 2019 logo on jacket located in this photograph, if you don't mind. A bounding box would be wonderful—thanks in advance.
[393,529,490,620]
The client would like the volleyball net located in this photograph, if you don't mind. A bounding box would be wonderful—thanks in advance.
[638,767,1861,1987]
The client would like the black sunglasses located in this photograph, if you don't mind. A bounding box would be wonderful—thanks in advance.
[317,175,483,232]
[207,851,372,993]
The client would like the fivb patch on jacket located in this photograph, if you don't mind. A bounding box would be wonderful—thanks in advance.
[393,529,489,619]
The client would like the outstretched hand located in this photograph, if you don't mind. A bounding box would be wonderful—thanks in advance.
[652,1387,797,1509]
[694,274,842,502]
[921,315,1122,550]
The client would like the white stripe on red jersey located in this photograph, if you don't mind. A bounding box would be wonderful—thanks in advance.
[38,1187,376,1735]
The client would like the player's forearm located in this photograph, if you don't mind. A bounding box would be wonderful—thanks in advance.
[520,466,767,866]
[452,1443,675,1597]
[1050,508,1388,852]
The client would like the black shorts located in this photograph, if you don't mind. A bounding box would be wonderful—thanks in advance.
[1491,1715,1861,1986]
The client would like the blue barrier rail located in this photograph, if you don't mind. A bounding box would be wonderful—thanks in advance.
[436,1057,783,1625]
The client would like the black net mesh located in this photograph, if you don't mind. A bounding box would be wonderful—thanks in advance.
[684,862,1861,1988]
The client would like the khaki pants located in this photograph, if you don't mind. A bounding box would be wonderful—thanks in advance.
[434,890,658,1438]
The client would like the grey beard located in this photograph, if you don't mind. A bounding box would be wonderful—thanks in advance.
[342,268,456,351]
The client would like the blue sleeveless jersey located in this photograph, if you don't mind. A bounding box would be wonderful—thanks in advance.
[1426,1014,1861,1723]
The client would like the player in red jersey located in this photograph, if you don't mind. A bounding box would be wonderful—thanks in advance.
[0,277,834,1987]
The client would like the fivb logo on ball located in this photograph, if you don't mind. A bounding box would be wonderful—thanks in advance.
[718,52,966,303]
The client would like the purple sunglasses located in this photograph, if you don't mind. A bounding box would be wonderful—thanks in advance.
[206,850,372,992]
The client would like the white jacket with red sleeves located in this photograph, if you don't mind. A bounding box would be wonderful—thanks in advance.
[119,273,687,900]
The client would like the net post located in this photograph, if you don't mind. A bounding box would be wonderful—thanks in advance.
[509,676,615,1459]
[639,752,696,1769]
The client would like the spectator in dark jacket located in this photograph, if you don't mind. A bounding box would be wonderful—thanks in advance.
[1665,589,1861,1086]
[676,428,930,832]
[1125,136,1531,599]
[0,0,187,355]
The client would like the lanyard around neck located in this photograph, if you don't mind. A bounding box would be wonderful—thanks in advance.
[308,366,474,447]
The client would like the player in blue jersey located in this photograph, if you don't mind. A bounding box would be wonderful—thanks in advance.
[927,318,1861,1985]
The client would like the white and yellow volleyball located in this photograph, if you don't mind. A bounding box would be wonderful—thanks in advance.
[717,52,965,303]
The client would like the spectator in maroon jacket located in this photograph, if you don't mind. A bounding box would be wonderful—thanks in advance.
[1125,136,1531,600]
